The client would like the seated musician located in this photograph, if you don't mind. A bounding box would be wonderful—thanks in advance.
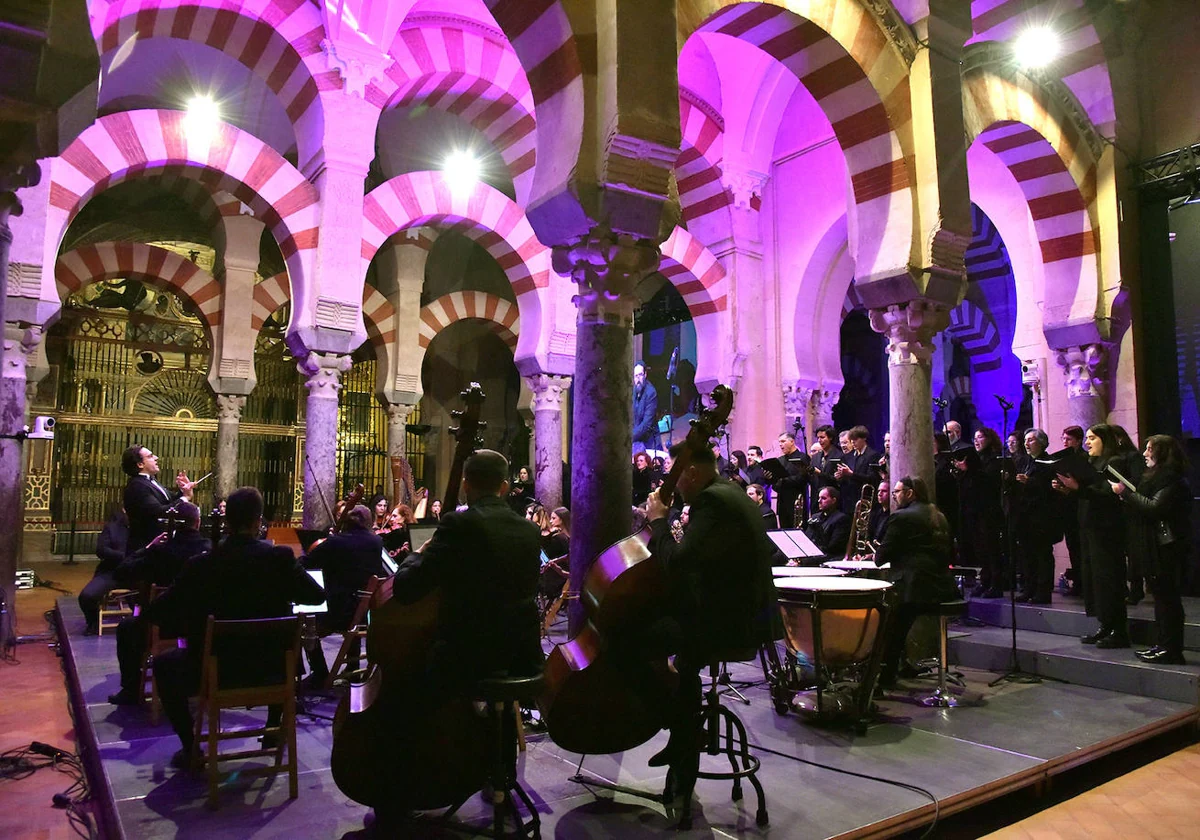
[391,450,543,690]
[301,504,388,685]
[539,507,571,599]
[802,486,851,558]
[865,481,890,548]
[745,483,778,530]
[108,501,212,706]
[871,476,958,687]
[146,487,325,767]
[644,443,776,801]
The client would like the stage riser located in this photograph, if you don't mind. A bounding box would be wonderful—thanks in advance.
[949,631,1200,706]
[968,599,1200,652]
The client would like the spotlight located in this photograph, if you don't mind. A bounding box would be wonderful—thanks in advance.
[1013,26,1061,70]
[443,150,480,197]
[183,95,220,155]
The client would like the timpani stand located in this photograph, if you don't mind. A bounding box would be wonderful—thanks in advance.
[759,567,846,715]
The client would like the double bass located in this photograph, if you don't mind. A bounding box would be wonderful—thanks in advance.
[330,384,489,809]
[537,385,734,755]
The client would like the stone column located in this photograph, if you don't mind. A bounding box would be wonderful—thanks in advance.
[554,229,659,633]
[1055,344,1108,431]
[870,302,948,494]
[0,326,38,647]
[297,352,351,530]
[214,394,246,501]
[527,374,571,509]
[385,403,415,460]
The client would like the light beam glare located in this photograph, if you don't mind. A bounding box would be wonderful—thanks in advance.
[1013,26,1061,70]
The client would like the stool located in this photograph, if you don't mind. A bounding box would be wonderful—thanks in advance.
[474,674,544,838]
[919,599,968,708]
[671,659,768,831]
[98,589,136,635]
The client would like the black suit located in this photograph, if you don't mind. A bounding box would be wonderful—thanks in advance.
[392,494,543,687]
[803,509,851,558]
[772,449,811,529]
[147,535,325,750]
[1013,459,1059,602]
[840,446,881,513]
[757,501,778,530]
[124,474,183,555]
[632,382,659,451]
[78,513,129,631]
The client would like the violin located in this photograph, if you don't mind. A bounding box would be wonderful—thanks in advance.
[331,384,489,808]
[537,385,734,755]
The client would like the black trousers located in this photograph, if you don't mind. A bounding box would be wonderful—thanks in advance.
[116,615,148,693]
[963,518,1005,592]
[1082,529,1127,636]
[78,572,116,629]
[1062,518,1082,584]
[154,648,282,751]
[1149,542,1187,655]
[1017,530,1056,601]
[879,604,920,681]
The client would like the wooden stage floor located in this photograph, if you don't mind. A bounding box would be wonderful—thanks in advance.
[55,595,1199,840]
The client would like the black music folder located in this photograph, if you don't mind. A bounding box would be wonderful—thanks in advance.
[1034,449,1096,482]
[757,457,787,483]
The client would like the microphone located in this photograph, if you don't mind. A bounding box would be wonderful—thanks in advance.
[994,394,1014,410]
[932,398,949,409]
[666,347,678,382]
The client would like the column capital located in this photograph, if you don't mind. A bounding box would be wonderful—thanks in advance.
[386,402,416,425]
[721,165,769,211]
[553,226,659,327]
[782,382,814,421]
[869,301,949,366]
[297,351,352,399]
[527,374,572,413]
[1055,343,1108,401]
[215,393,247,422]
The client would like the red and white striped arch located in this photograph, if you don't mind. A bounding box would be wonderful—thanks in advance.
[659,226,728,390]
[48,110,320,310]
[687,1,913,280]
[963,69,1099,330]
[368,21,536,197]
[969,0,1116,138]
[94,0,335,166]
[141,173,244,254]
[361,170,548,366]
[361,284,398,362]
[419,291,519,352]
[677,88,729,228]
[481,0,583,213]
[250,272,289,331]
[55,241,223,334]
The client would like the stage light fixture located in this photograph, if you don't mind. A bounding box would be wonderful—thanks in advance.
[1013,26,1061,69]
[183,95,220,153]
[443,149,480,197]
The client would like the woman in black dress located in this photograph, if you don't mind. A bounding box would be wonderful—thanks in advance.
[958,427,1004,597]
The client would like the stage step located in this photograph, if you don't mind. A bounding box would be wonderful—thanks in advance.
[967,594,1200,652]
[948,625,1200,706]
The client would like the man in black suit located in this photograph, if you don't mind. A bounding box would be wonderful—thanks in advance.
[108,502,212,705]
[391,450,543,688]
[803,486,851,558]
[121,444,195,555]
[744,446,768,489]
[147,487,324,766]
[301,504,387,684]
[834,426,881,513]
[770,432,811,528]
[873,476,958,686]
[632,361,659,455]
[809,424,841,501]
[746,484,778,530]
[645,444,776,800]
[77,506,129,635]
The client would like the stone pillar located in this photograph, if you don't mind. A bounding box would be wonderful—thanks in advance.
[1055,344,1108,430]
[297,352,351,530]
[527,374,571,509]
[214,394,246,501]
[870,302,948,495]
[555,229,659,633]
[0,326,38,646]
[386,402,415,460]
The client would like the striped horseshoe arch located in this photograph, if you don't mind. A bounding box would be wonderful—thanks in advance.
[361,170,548,364]
[49,110,320,299]
[659,226,728,389]
[367,20,537,198]
[361,285,398,363]
[687,0,914,280]
[250,272,290,331]
[56,241,223,335]
[419,291,520,352]
[945,300,1002,374]
[94,0,334,166]
[677,88,729,228]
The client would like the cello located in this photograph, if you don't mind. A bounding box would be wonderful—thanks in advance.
[537,385,734,755]
[330,384,489,809]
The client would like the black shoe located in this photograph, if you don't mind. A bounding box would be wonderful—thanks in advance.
[170,748,191,769]
[260,733,281,750]
[108,689,140,706]
[1095,634,1130,650]
[648,746,672,768]
[1136,649,1185,665]
[83,625,99,636]
[1081,629,1109,645]
[1136,646,1163,657]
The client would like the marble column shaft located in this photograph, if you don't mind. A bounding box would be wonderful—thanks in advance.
[298,352,351,530]
[0,326,36,647]
[386,403,415,460]
[528,374,571,510]
[214,394,246,501]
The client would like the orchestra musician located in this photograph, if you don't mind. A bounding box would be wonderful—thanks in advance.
[802,486,851,559]
[77,505,128,636]
[770,432,811,529]
[372,497,390,530]
[422,498,442,525]
[643,443,775,803]
[633,451,656,505]
[121,444,196,555]
[745,484,778,530]
[865,480,890,548]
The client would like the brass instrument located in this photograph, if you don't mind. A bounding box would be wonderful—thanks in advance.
[794,494,805,528]
[844,483,877,560]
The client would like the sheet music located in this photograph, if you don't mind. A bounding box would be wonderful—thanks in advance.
[293,569,328,614]
[767,529,824,560]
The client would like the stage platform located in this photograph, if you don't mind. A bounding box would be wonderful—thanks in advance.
[58,597,1198,840]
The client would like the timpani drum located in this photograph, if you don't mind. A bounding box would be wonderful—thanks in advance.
[773,577,894,731]
[821,559,891,579]
[773,566,847,578]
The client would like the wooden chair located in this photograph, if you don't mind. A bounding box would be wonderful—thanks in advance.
[138,585,177,724]
[324,576,385,689]
[98,589,136,635]
[541,582,576,638]
[190,616,301,809]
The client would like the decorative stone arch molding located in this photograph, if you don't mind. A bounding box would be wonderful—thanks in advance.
[676,87,729,230]
[658,226,728,391]
[679,0,915,284]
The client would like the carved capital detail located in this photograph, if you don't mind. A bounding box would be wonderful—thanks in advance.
[527,374,572,413]
[815,388,841,425]
[553,226,660,327]
[215,394,247,422]
[7,261,40,298]
[869,301,949,366]
[782,382,814,423]
[3,325,41,380]
[1055,344,1108,401]
[297,352,352,398]
[721,167,769,211]
[321,38,389,99]
[386,402,416,429]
